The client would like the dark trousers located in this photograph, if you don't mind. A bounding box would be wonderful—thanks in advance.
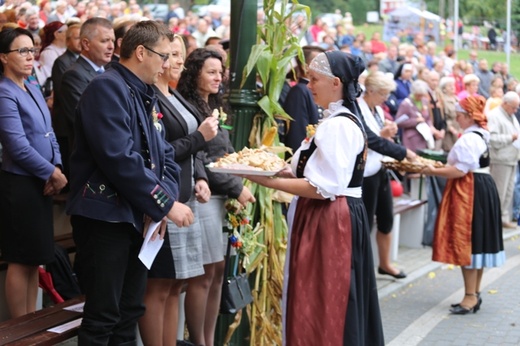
[71,216,146,346]
[362,168,394,234]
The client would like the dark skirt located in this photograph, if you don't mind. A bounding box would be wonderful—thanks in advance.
[285,196,384,346]
[469,173,505,268]
[0,171,54,265]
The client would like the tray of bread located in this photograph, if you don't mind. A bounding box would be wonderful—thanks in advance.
[208,147,286,176]
[381,157,444,173]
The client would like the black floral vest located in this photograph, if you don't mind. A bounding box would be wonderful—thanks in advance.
[471,131,490,168]
[296,113,367,188]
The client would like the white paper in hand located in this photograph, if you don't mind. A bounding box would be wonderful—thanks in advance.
[416,122,435,149]
[138,221,163,269]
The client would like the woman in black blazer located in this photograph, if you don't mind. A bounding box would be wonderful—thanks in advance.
[139,34,219,345]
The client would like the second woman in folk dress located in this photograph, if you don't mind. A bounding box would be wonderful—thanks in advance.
[423,96,506,314]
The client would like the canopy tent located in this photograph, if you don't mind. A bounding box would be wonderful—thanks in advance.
[383,6,441,43]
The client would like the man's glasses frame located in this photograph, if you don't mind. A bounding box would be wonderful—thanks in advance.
[143,45,169,62]
[6,47,38,57]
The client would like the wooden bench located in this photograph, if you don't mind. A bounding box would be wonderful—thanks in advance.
[0,296,84,346]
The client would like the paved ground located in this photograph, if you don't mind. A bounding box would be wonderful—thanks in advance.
[379,227,520,346]
[58,227,520,346]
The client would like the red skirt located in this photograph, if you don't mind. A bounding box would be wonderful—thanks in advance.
[285,196,384,346]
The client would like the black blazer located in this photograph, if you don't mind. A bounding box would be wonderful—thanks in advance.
[60,56,99,141]
[354,102,407,161]
[155,87,208,203]
[51,49,78,137]
[282,78,320,154]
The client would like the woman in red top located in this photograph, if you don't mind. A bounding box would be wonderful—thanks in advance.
[371,32,387,54]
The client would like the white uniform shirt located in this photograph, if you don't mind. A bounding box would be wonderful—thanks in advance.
[447,125,489,174]
[290,101,365,199]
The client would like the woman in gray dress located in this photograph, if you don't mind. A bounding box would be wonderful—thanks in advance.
[177,48,255,346]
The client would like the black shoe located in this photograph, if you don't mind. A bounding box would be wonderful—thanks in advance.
[474,296,483,312]
[450,303,479,314]
[177,341,195,346]
[377,267,407,279]
[451,292,481,308]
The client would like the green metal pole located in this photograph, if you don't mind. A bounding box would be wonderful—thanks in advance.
[215,1,258,345]
[227,0,259,150]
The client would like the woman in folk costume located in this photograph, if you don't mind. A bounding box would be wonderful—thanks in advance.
[423,95,506,315]
[242,51,384,345]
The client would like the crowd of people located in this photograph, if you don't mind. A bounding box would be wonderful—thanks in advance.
[0,1,516,345]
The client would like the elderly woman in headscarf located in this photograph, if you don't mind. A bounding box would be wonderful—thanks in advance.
[393,62,413,107]
[242,51,384,346]
[423,96,505,315]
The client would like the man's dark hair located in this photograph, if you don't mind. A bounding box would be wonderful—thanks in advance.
[120,21,172,59]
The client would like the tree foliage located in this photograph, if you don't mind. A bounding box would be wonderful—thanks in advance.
[296,0,511,27]
[420,0,508,25]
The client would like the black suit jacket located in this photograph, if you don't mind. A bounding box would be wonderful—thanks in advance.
[155,87,208,203]
[282,78,320,154]
[60,56,99,142]
[67,63,180,230]
[51,49,78,137]
[354,102,407,160]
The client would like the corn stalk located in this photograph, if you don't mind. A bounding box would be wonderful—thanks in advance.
[237,1,311,344]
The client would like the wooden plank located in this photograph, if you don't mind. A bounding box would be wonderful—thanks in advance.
[54,233,76,254]
[52,194,68,205]
[6,327,79,346]
[393,200,427,215]
[5,326,79,346]
[0,297,83,345]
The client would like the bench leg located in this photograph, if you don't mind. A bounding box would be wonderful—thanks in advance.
[391,214,401,261]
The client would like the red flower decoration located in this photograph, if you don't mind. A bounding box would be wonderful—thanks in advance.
[157,112,163,120]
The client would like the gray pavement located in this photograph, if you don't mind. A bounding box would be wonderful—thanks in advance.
[58,228,520,346]
[379,227,520,346]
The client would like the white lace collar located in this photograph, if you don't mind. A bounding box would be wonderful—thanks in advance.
[322,100,346,119]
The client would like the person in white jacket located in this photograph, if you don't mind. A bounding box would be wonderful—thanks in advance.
[358,71,413,279]
[487,91,520,228]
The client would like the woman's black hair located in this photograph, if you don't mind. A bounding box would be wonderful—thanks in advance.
[0,27,34,74]
[177,48,225,119]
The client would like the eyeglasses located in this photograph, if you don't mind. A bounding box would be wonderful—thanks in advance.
[6,47,38,57]
[143,45,169,62]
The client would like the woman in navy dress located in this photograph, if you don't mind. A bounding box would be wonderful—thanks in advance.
[0,28,67,318]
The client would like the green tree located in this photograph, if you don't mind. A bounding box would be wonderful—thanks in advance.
[298,0,379,25]
[512,0,520,46]
[421,0,506,24]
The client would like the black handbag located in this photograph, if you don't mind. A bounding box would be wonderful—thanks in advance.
[220,239,253,314]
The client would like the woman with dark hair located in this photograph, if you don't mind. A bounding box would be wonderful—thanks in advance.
[423,96,505,314]
[139,35,219,345]
[0,27,67,318]
[177,48,255,346]
[242,51,384,345]
[37,21,67,83]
